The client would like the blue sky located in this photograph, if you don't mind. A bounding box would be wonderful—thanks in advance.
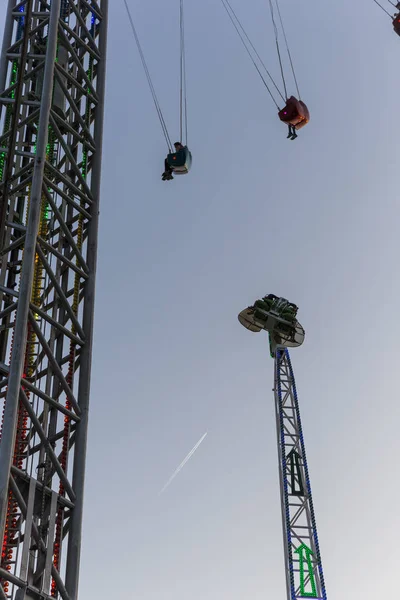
[83,0,400,598]
[3,0,399,597]
[77,1,400,598]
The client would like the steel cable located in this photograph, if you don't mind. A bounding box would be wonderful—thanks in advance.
[268,0,287,100]
[123,0,173,150]
[372,0,394,17]
[220,0,283,109]
[180,0,188,144]
[274,0,300,99]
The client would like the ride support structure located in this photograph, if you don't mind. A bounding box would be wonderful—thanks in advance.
[0,1,108,599]
[238,296,327,599]
[275,349,327,600]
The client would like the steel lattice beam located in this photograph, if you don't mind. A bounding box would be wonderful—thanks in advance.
[0,1,108,599]
[275,349,327,600]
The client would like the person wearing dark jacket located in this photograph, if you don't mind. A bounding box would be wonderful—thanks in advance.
[162,142,184,181]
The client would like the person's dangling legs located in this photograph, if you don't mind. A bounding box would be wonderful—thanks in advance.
[162,158,174,181]
[287,125,297,140]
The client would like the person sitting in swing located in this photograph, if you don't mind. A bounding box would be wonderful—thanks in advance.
[162,142,185,181]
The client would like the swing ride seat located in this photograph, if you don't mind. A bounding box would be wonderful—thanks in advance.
[278,96,310,130]
[393,13,400,36]
[238,294,305,350]
[166,146,192,175]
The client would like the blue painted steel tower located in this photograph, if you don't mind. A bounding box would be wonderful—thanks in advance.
[275,348,327,599]
[238,295,327,599]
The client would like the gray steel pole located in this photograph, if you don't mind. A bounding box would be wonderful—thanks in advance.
[0,0,15,121]
[65,1,109,598]
[0,0,61,546]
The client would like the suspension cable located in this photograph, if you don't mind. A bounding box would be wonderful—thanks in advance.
[372,0,394,17]
[274,0,300,99]
[220,0,282,109]
[123,0,173,150]
[268,0,287,100]
[180,0,188,145]
[222,0,284,104]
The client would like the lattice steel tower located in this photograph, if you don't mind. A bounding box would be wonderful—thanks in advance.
[238,295,328,600]
[0,1,108,599]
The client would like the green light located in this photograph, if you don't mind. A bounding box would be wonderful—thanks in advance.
[10,60,18,100]
[81,27,94,181]
[0,152,6,182]
[295,543,317,597]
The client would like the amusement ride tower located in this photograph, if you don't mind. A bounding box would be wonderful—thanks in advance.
[0,1,108,599]
[239,295,328,600]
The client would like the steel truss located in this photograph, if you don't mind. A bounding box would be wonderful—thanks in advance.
[275,349,327,600]
[0,1,108,599]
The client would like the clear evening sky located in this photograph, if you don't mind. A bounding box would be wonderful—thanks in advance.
[2,1,398,598]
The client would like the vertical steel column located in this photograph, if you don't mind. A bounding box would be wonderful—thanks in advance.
[0,1,109,598]
[0,1,16,121]
[65,1,109,597]
[274,349,327,600]
[0,0,61,548]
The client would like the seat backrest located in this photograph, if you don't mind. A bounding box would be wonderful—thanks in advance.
[167,147,192,173]
[167,148,187,168]
[394,14,400,34]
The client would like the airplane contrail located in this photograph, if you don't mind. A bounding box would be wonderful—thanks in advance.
[159,432,208,495]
